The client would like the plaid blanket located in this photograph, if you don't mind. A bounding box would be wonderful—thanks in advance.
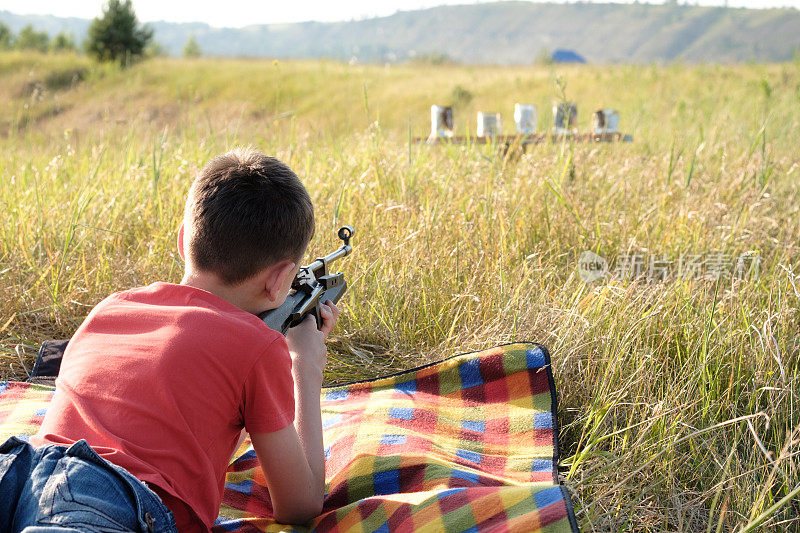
[1,342,578,532]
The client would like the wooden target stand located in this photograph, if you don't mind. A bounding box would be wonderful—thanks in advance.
[413,132,633,154]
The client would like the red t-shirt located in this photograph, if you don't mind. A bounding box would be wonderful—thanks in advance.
[32,282,295,531]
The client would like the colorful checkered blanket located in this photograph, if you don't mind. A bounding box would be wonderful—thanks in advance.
[0,342,578,532]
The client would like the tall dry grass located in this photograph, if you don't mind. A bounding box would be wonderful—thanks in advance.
[0,52,798,530]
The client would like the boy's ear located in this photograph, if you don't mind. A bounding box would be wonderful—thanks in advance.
[264,260,297,301]
[177,222,186,260]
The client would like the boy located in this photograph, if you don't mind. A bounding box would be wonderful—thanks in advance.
[0,148,337,532]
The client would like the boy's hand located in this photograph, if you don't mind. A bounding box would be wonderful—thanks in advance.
[285,300,339,377]
[318,300,339,338]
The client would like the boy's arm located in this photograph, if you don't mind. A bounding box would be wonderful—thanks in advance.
[250,425,322,523]
[251,301,338,524]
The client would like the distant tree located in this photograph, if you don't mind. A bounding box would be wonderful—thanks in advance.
[50,32,77,52]
[0,22,13,50]
[535,47,554,65]
[144,41,166,58]
[85,0,153,66]
[409,52,453,65]
[183,35,201,58]
[15,25,50,53]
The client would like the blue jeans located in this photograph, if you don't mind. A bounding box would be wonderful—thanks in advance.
[0,436,177,533]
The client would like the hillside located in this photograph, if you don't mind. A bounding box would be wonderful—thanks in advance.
[2,2,800,63]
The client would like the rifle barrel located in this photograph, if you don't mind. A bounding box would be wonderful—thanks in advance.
[306,243,352,273]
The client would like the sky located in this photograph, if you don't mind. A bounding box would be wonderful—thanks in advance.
[1,0,798,27]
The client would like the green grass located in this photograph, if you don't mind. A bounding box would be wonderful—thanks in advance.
[1,51,798,531]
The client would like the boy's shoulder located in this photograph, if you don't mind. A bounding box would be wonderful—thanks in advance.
[82,282,286,357]
[60,282,289,400]
[102,282,261,322]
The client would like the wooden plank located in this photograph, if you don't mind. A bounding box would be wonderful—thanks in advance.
[413,132,631,145]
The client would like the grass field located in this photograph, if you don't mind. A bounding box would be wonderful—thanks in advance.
[1,51,798,531]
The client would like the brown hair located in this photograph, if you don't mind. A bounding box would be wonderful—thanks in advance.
[184,148,314,284]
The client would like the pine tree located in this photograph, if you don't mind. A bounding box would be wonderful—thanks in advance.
[85,0,153,66]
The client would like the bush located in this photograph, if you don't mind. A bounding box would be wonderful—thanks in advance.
[44,68,87,91]
[450,84,473,107]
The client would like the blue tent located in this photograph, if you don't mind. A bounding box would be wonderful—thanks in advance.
[551,49,587,63]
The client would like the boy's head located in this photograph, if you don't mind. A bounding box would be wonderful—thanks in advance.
[182,148,314,285]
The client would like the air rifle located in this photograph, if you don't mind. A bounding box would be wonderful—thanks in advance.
[259,225,354,335]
